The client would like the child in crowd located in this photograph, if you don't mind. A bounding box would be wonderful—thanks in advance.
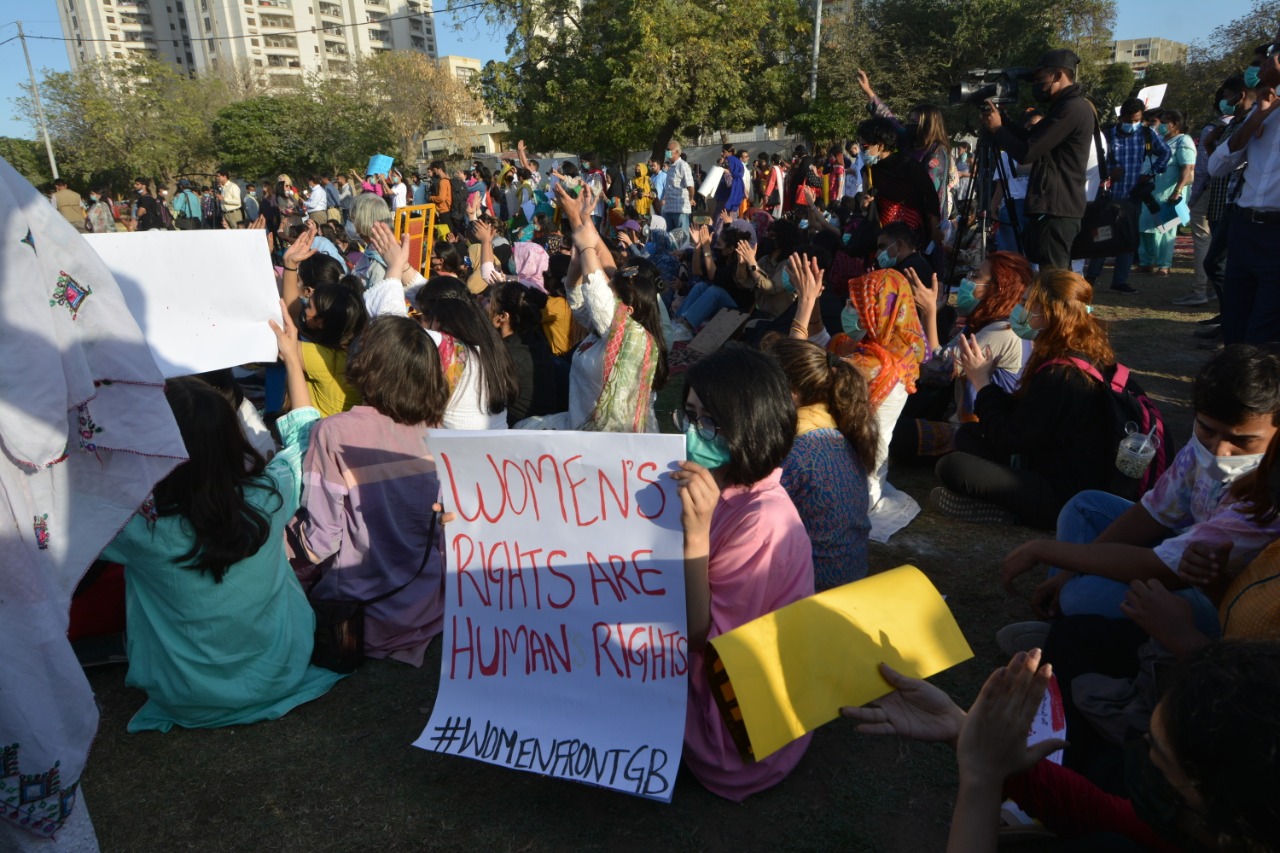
[766,336,876,589]
[293,316,451,668]
[673,345,814,800]
[932,269,1115,528]
[100,307,344,732]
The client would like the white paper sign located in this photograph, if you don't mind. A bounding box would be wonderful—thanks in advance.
[414,431,688,802]
[698,165,726,198]
[1137,83,1168,109]
[84,230,281,377]
[1027,674,1067,765]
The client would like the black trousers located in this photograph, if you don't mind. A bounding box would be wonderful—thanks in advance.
[1026,213,1083,271]
[934,425,1062,529]
[1204,204,1234,302]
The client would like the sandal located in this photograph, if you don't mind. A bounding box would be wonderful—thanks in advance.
[1156,268,1170,276]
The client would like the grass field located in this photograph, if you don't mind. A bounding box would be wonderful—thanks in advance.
[82,261,1211,852]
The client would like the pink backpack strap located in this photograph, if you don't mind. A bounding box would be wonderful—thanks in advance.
[1039,356,1105,383]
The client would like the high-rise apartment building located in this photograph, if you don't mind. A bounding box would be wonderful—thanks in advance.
[56,0,438,88]
[1110,37,1188,78]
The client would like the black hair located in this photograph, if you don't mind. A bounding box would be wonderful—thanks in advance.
[1161,641,1280,848]
[338,274,365,299]
[857,117,899,150]
[307,284,368,351]
[545,253,571,298]
[298,253,344,290]
[1192,345,1280,426]
[153,376,277,583]
[415,276,519,414]
[1121,97,1147,117]
[560,161,580,178]
[611,260,669,390]
[216,169,230,178]
[1161,109,1185,131]
[346,316,451,426]
[879,221,919,250]
[490,281,548,335]
[433,241,466,277]
[682,344,795,486]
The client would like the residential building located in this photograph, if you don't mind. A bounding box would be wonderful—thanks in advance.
[1110,38,1188,78]
[55,0,438,87]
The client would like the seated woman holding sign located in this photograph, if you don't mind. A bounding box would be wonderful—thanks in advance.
[293,314,452,668]
[673,344,815,800]
[100,306,344,732]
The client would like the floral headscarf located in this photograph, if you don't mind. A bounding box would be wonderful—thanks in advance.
[830,269,926,409]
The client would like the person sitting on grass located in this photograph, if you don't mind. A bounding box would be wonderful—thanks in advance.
[293,315,452,668]
[931,269,1116,528]
[766,336,877,589]
[841,642,1280,852]
[99,306,345,732]
[673,345,815,801]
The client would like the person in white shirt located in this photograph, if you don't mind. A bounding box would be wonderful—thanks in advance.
[304,175,329,224]
[662,141,695,231]
[217,170,242,227]
[1209,44,1280,345]
[388,170,408,211]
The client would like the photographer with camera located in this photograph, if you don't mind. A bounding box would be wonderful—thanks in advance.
[1083,98,1172,294]
[979,49,1095,270]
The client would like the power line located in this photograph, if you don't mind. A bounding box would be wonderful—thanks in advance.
[9,3,490,49]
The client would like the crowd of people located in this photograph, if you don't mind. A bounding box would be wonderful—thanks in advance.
[22,39,1280,853]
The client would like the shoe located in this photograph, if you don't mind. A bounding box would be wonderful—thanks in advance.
[671,320,695,344]
[929,487,1017,524]
[1172,293,1209,306]
[996,621,1051,657]
[1155,268,1171,277]
[1110,283,1139,294]
[1197,314,1222,325]
[1193,325,1222,339]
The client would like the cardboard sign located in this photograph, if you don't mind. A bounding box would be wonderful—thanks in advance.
[689,308,749,355]
[366,154,394,177]
[83,230,280,377]
[414,431,688,802]
[707,566,973,761]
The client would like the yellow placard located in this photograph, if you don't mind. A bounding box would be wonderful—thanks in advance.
[707,565,973,761]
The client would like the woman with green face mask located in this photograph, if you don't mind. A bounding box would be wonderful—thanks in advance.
[671,344,815,802]
[892,251,1033,462]
[933,269,1119,528]
[1138,109,1196,276]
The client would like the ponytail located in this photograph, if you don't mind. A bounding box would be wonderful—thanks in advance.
[765,338,878,471]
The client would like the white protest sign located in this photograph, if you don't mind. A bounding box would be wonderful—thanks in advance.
[413,430,688,802]
[1027,674,1067,765]
[1137,83,1168,110]
[84,230,280,377]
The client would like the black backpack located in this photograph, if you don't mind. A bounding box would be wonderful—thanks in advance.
[450,176,468,219]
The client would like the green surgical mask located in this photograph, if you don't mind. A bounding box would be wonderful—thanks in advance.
[685,427,731,470]
[841,304,866,341]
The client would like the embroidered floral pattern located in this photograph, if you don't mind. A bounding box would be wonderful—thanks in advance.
[49,272,90,319]
[139,494,158,522]
[33,515,49,550]
[1,744,79,839]
[76,404,102,452]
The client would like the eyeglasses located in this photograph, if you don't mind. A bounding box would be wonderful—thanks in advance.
[673,409,720,441]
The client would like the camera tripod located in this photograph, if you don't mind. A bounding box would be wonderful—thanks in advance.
[947,121,1023,284]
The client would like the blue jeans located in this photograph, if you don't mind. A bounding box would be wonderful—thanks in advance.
[676,281,737,329]
[664,212,690,232]
[1086,252,1134,287]
[1050,490,1220,636]
[995,197,1025,254]
[1222,214,1280,344]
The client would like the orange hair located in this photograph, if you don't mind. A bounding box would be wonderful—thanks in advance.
[1020,269,1115,385]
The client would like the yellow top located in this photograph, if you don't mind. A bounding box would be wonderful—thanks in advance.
[541,296,574,357]
[1222,538,1280,640]
[301,341,361,418]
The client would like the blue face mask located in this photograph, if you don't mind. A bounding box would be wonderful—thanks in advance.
[1156,123,1169,137]
[876,248,894,269]
[863,152,881,166]
[798,219,808,230]
[955,278,982,314]
[1120,122,1140,133]
[1246,66,1262,89]
[1219,98,1235,115]
[841,231,853,246]
[685,427,731,470]
[841,304,866,341]
[1010,303,1039,340]
[779,269,795,292]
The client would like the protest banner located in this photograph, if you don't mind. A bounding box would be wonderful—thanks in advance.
[413,431,688,802]
[83,230,280,377]
[366,154,395,177]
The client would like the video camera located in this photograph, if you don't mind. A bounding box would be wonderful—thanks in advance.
[949,68,1030,107]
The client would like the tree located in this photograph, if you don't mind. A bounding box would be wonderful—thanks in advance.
[1082,60,1134,117]
[476,0,810,160]
[362,52,484,166]
[0,137,53,187]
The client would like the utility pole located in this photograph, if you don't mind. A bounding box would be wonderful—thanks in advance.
[18,21,59,180]
[808,0,822,101]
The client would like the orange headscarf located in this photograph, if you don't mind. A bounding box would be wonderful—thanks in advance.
[829,269,926,409]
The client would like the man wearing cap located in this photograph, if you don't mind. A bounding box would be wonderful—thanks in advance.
[1209,42,1280,344]
[980,48,1095,270]
[172,179,202,230]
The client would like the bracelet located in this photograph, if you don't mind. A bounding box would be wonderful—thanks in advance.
[284,265,298,272]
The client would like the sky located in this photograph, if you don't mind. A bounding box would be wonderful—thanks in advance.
[0,0,1258,141]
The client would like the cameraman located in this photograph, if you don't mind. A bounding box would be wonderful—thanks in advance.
[1084,97,1172,294]
[979,49,1094,269]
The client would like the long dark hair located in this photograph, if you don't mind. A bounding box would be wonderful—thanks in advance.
[415,276,519,414]
[765,337,878,470]
[612,260,669,390]
[153,377,278,583]
[306,284,367,351]
[490,281,547,336]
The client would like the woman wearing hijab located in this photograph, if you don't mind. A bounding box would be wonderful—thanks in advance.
[790,260,926,541]
[631,163,653,217]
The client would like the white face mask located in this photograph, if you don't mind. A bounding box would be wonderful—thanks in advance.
[1190,432,1264,483]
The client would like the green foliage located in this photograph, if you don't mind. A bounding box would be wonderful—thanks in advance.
[1082,61,1134,117]
[0,137,53,187]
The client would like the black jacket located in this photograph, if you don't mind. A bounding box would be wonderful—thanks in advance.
[993,84,1096,219]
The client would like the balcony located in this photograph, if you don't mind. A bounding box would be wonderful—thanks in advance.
[266,53,300,67]
[368,28,389,41]
[318,2,341,17]
[324,42,348,56]
[263,35,298,48]
[256,0,290,6]
[259,14,293,29]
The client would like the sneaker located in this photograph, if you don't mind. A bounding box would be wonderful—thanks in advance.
[671,320,695,344]
[996,621,1051,657]
[1193,325,1222,339]
[1110,283,1139,294]
[1172,293,1209,306]
[929,487,1017,524]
